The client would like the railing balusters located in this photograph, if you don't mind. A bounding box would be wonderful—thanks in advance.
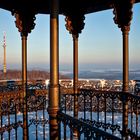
[84,92,86,120]
[71,95,73,115]
[0,98,3,140]
[0,86,140,140]
[58,112,122,140]
[104,93,106,131]
[112,95,114,134]
[130,98,133,132]
[70,129,72,140]
[43,98,45,140]
[64,95,67,139]
[64,122,66,140]
[15,99,18,140]
[121,97,123,140]
[60,89,140,139]
[35,109,38,140]
[97,95,99,122]
[90,92,92,121]
[136,102,138,136]
[8,98,10,140]
[65,95,66,113]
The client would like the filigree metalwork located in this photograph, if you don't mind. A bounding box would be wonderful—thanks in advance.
[62,89,123,112]
[60,87,73,94]
[65,14,85,38]
[127,129,140,139]
[0,85,22,92]
[27,84,47,90]
[27,94,46,111]
[61,89,140,138]
[69,89,139,113]
[0,89,48,115]
[80,118,121,134]
[0,86,140,139]
[113,0,135,32]
[0,88,48,139]
[0,121,23,134]
[12,11,36,36]
[29,118,48,126]
[60,93,74,111]
[58,112,121,140]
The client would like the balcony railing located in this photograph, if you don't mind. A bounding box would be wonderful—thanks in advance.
[58,112,121,140]
[61,89,140,139]
[0,88,48,140]
[0,86,140,139]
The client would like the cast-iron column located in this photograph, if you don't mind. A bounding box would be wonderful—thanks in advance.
[48,0,60,139]
[122,27,129,140]
[122,28,129,92]
[65,14,85,138]
[73,35,78,118]
[21,35,28,140]
[113,1,134,139]
[13,11,35,140]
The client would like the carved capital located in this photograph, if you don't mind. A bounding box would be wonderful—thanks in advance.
[12,11,36,36]
[65,14,85,38]
[113,0,134,32]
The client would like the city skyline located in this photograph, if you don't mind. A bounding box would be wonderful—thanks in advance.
[0,3,140,72]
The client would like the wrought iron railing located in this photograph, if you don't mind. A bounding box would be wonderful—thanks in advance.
[61,89,140,139]
[0,86,140,139]
[0,89,48,140]
[58,112,121,140]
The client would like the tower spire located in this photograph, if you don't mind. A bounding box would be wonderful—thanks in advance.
[3,31,7,76]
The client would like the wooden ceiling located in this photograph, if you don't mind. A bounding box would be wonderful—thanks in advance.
[0,0,140,15]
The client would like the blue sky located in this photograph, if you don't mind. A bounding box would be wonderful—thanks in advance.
[0,3,140,72]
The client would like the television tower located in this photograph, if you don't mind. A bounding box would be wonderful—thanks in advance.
[3,32,6,75]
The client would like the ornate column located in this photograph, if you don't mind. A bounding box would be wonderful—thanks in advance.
[73,34,78,119]
[13,11,35,140]
[48,0,60,139]
[113,0,134,139]
[65,14,85,118]
[65,14,85,137]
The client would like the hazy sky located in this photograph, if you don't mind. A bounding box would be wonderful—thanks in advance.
[0,3,140,72]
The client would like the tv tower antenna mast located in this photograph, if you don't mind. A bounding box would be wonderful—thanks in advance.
[3,31,7,75]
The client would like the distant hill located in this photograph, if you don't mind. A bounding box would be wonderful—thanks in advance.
[0,70,70,80]
[64,70,140,80]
